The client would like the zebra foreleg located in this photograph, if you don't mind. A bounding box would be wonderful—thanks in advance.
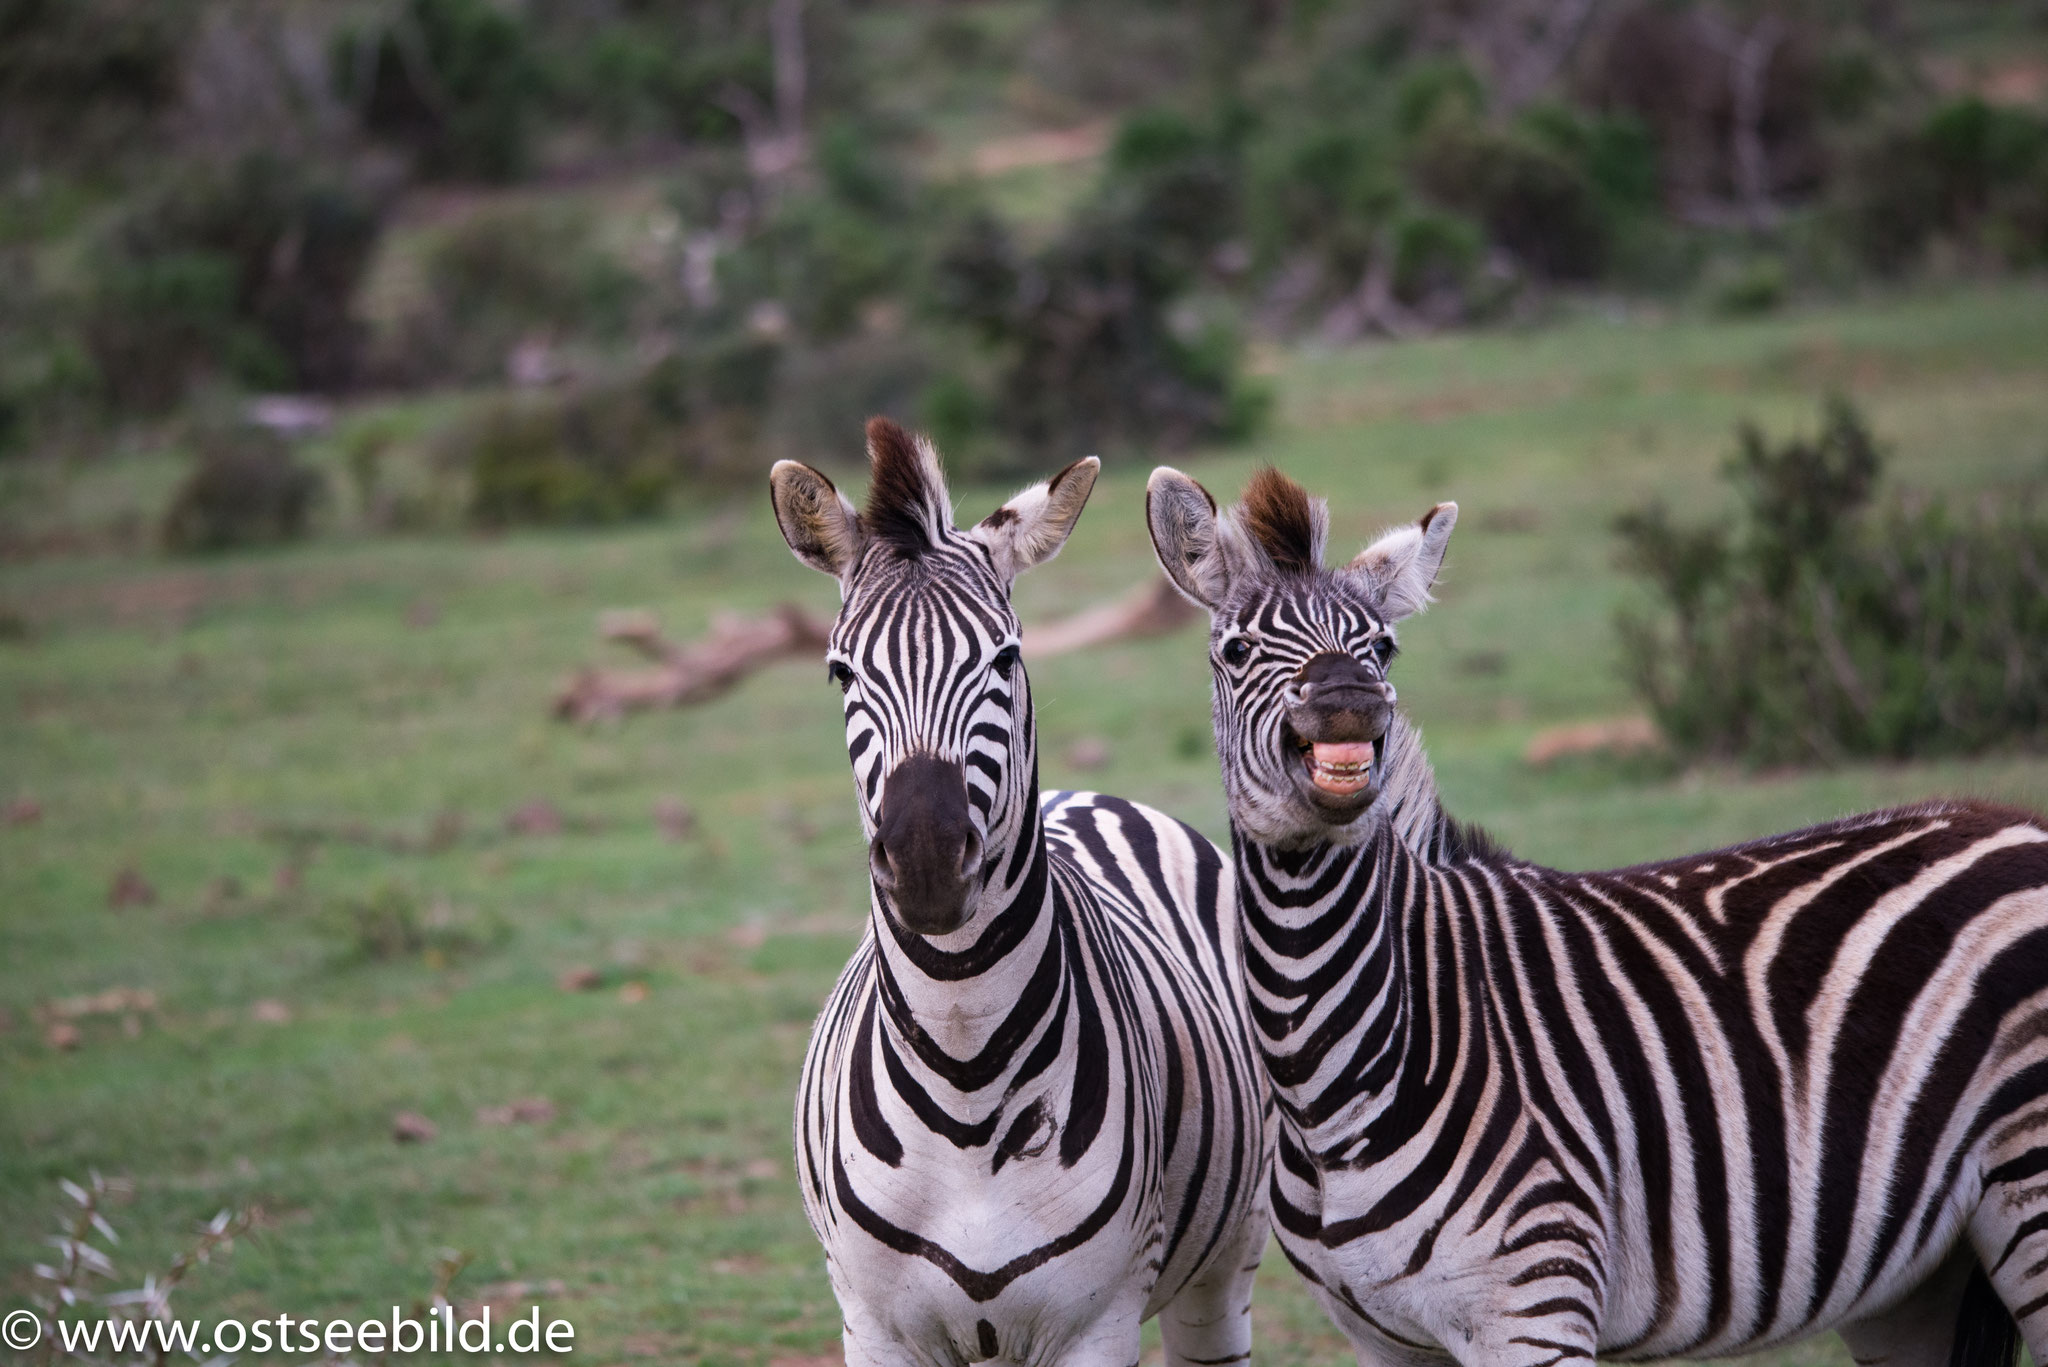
[1156,1221,1264,1367]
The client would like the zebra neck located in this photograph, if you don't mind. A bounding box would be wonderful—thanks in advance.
[866,794,1061,1068]
[1371,714,1462,861]
[1234,720,1471,1159]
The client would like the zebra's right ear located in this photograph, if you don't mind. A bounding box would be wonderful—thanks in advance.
[770,460,865,583]
[1146,467,1232,611]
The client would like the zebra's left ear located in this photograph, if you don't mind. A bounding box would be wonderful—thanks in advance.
[970,456,1100,584]
[1347,502,1458,621]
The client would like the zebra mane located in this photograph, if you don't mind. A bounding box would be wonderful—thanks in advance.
[862,416,953,558]
[1374,713,1504,865]
[1237,467,1329,576]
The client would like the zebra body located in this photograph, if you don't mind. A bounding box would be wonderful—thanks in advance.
[771,421,1269,1367]
[1147,464,2048,1367]
[799,789,1264,1361]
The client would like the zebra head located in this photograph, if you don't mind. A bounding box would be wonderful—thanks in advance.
[1146,465,1456,849]
[770,417,1099,936]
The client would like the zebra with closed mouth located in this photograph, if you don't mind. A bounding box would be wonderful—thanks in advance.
[771,419,1271,1367]
[1146,462,2048,1367]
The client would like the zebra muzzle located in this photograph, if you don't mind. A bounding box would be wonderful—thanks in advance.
[869,754,986,936]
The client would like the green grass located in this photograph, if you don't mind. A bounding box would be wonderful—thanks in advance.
[5,283,2048,1365]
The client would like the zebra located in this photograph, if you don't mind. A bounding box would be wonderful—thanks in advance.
[769,418,1271,1367]
[1143,462,2048,1367]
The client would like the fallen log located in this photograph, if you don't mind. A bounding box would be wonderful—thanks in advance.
[555,576,1200,723]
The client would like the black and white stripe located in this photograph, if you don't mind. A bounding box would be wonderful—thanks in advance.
[770,422,1270,1367]
[1148,464,2048,1367]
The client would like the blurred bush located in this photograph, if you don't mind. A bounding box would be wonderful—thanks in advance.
[0,0,189,166]
[335,0,545,182]
[161,423,325,554]
[1616,399,2048,764]
[452,333,782,527]
[379,202,641,385]
[1833,97,2048,274]
[6,0,2048,507]
[86,154,384,412]
[926,107,1267,463]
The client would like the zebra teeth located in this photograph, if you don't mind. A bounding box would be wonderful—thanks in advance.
[1305,741,1375,795]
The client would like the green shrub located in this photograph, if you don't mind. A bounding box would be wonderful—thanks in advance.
[1410,114,1608,281]
[454,335,782,526]
[461,396,676,528]
[1834,97,2048,274]
[85,154,384,411]
[924,113,1263,463]
[1616,399,2048,764]
[393,203,640,383]
[1246,124,1399,282]
[337,0,546,182]
[920,371,993,460]
[1389,207,1484,305]
[161,425,325,554]
[567,22,761,142]
[933,198,1264,461]
[1709,255,1789,316]
[0,0,188,165]
[327,882,504,964]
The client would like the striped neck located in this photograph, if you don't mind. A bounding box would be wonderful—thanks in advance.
[1233,716,1476,1162]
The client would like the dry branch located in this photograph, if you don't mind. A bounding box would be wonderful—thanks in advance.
[554,603,831,723]
[554,577,1201,723]
[1021,575,1201,656]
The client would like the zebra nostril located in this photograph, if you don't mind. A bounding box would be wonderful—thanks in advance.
[868,834,896,890]
[958,828,985,881]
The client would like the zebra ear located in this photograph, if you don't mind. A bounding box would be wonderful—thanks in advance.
[971,456,1099,583]
[1348,502,1457,621]
[1146,467,1233,611]
[770,460,865,582]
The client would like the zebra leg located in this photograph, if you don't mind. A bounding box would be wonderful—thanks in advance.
[1970,1136,2048,1364]
[1155,1221,1264,1367]
[1836,1245,1983,1367]
[1055,1306,1147,1367]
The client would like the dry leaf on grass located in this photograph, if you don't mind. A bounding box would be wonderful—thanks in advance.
[618,981,648,1004]
[1064,737,1110,771]
[1523,716,1662,767]
[44,1021,81,1050]
[654,796,696,841]
[506,800,564,837]
[392,1111,438,1144]
[477,1097,557,1126]
[250,999,292,1025]
[556,966,603,992]
[4,796,41,825]
[108,866,157,909]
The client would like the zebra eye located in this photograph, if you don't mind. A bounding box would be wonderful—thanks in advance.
[991,644,1021,677]
[1220,637,1252,668]
[1370,637,1396,667]
[827,660,856,692]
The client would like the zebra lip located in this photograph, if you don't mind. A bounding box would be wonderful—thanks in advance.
[1303,741,1374,796]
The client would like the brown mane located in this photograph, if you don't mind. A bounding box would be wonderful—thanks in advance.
[1239,466,1324,575]
[862,416,947,557]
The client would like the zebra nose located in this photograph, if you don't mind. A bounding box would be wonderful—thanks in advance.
[1288,653,1393,743]
[869,755,981,936]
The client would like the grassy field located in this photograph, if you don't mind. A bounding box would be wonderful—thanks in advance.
[5,283,2048,1366]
